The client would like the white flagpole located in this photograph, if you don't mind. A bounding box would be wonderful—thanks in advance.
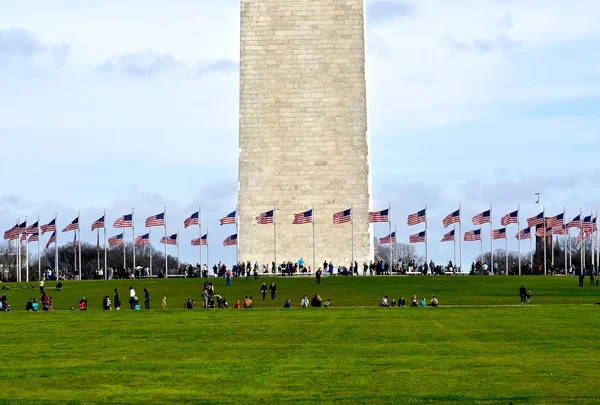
[459,203,463,272]
[97,229,100,274]
[490,204,493,273]
[104,209,107,280]
[580,208,583,273]
[551,233,554,268]
[25,216,29,282]
[78,211,82,280]
[132,208,136,272]
[591,210,595,272]
[453,223,456,267]
[564,208,567,275]
[505,230,508,275]
[177,228,180,271]
[394,225,397,269]
[351,203,355,269]
[425,203,428,266]
[55,213,58,280]
[388,203,392,269]
[164,207,168,278]
[543,206,547,276]
[568,217,572,270]
[122,230,126,271]
[149,227,153,276]
[17,218,21,283]
[517,205,521,276]
[480,226,483,265]
[198,205,202,268]
[37,215,41,281]
[206,228,210,275]
[273,205,277,272]
[530,229,533,271]
[235,204,239,267]
[596,210,599,271]
[312,204,316,276]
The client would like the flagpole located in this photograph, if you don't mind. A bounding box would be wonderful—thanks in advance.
[164,206,168,278]
[453,224,456,267]
[529,228,533,271]
[236,204,239,267]
[480,225,483,266]
[459,203,463,272]
[206,228,210,275]
[25,216,29,282]
[78,211,82,280]
[312,204,316,276]
[394,225,397,269]
[564,208,567,275]
[177,228,180,271]
[580,208,583,273]
[351,203,355,269]
[424,203,428,267]
[596,210,599,272]
[55,213,59,280]
[490,204,493,274]
[199,206,202,269]
[132,208,136,272]
[551,233,554,268]
[17,218,21,283]
[591,210,595,272]
[505,230,508,275]
[568,217,572,270]
[149,227,153,277]
[97,229,100,274]
[104,209,107,280]
[273,205,277,273]
[517,205,521,276]
[388,203,392,269]
[37,215,41,281]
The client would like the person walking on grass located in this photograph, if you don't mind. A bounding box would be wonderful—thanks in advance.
[591,271,595,285]
[161,296,168,309]
[129,287,136,309]
[39,278,45,295]
[114,289,121,310]
[316,268,322,285]
[260,283,267,300]
[578,272,585,289]
[269,282,277,300]
[520,285,526,303]
[526,290,532,304]
[144,288,150,309]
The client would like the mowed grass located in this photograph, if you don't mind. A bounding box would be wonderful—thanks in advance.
[1,277,600,404]
[2,275,599,310]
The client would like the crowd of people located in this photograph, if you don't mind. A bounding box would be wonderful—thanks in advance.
[379,295,438,307]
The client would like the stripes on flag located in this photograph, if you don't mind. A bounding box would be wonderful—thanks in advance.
[191,234,208,246]
[220,211,236,225]
[441,230,455,242]
[108,233,124,247]
[293,209,313,224]
[223,233,237,246]
[45,232,56,249]
[516,228,531,240]
[3,226,18,240]
[184,212,199,228]
[443,209,460,228]
[567,215,582,229]
[18,221,27,234]
[379,232,396,245]
[91,215,105,231]
[578,227,593,242]
[546,213,564,228]
[146,212,165,227]
[409,231,426,244]
[464,229,481,242]
[553,225,568,236]
[256,210,274,224]
[160,234,178,245]
[63,217,79,232]
[113,214,133,228]
[26,221,39,235]
[582,215,593,230]
[472,210,491,225]
[333,209,352,224]
[368,209,389,223]
[41,219,56,234]
[135,233,150,246]
[407,209,426,226]
[492,228,506,240]
[501,210,519,226]
[527,212,544,227]
[535,226,554,237]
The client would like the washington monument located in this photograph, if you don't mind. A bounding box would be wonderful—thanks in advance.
[238,0,373,270]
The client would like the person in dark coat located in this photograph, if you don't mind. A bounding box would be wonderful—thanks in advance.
[260,283,267,300]
[520,285,526,303]
[316,269,322,285]
[578,273,585,289]
[114,289,121,310]
[144,288,150,309]
[269,282,277,300]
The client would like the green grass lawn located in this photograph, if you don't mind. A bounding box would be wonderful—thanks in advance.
[1,277,599,404]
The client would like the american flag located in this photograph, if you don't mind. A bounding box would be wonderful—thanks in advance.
[527,212,544,227]
[593,217,598,232]
[409,231,426,244]
[160,234,178,245]
[501,210,519,226]
[582,215,593,230]
[333,209,352,224]
[3,226,18,240]
[146,212,165,227]
[191,234,208,246]
[135,233,150,246]
[472,210,491,225]
[535,226,554,237]
[26,221,39,235]
[91,215,105,231]
[41,219,56,234]
[516,228,531,240]
[20,233,28,242]
[108,233,124,247]
[63,217,79,232]
[464,229,481,242]
[184,211,199,228]
[18,221,27,234]
[546,213,564,228]
[553,225,568,236]
[220,211,236,225]
[567,215,582,229]
[293,209,313,224]
[443,209,460,228]
[492,228,506,240]
[114,214,133,228]
[223,233,237,246]
[578,227,593,242]
[256,210,274,224]
[369,208,389,223]
[45,232,56,249]
[379,232,396,245]
[441,230,455,242]
[407,209,426,226]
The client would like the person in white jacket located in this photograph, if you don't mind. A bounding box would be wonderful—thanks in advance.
[300,295,309,308]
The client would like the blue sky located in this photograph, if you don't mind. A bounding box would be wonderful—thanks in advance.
[1,0,599,267]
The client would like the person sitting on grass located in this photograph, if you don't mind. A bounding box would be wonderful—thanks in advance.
[430,296,438,307]
[301,295,309,308]
[527,290,532,304]
[379,296,389,307]
[41,294,50,312]
[390,298,397,307]
[102,296,112,310]
[79,297,87,311]
[410,295,418,307]
[284,299,291,308]
[324,299,331,308]
[26,298,33,311]
[420,297,427,307]
[244,296,251,308]
[311,294,322,308]
[399,296,406,307]
[56,282,62,291]
[186,299,194,309]
[234,300,241,309]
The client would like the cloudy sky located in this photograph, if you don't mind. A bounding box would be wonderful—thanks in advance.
[1,0,599,267]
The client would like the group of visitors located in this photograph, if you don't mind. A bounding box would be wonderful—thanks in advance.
[379,295,438,307]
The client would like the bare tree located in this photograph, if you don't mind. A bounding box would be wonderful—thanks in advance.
[374,238,423,265]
